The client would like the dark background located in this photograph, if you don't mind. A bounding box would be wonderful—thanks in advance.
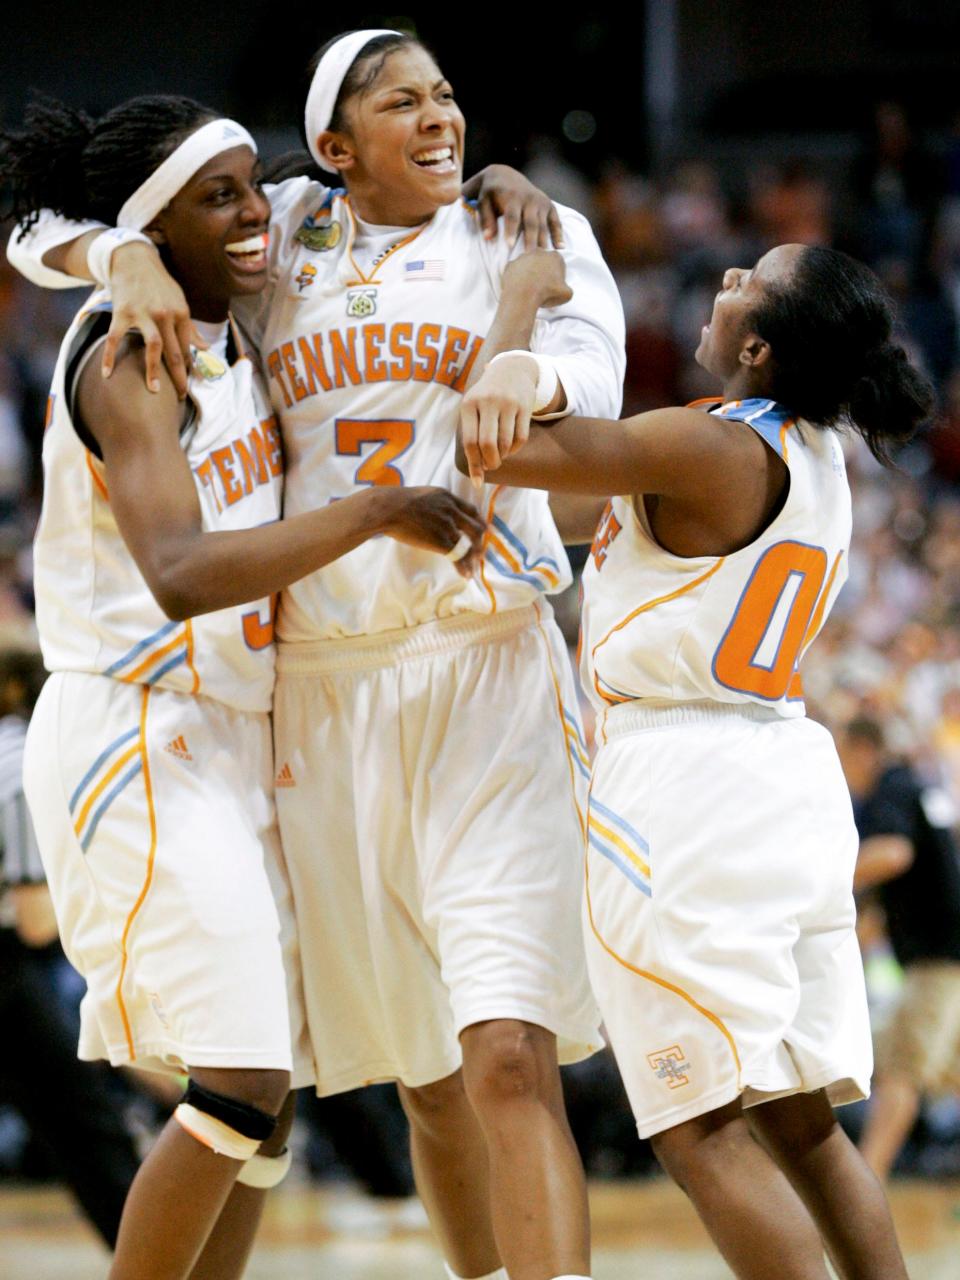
[3,2,960,173]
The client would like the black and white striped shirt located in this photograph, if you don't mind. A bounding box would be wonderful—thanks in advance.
[0,715,44,888]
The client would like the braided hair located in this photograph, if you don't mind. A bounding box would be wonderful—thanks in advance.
[748,245,934,464]
[0,94,218,233]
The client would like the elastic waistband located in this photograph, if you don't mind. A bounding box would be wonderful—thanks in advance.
[277,604,545,676]
[603,698,790,737]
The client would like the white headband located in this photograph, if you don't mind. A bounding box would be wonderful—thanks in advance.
[117,118,258,230]
[304,29,401,173]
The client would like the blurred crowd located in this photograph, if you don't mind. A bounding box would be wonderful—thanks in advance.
[536,102,960,779]
[1,99,959,1236]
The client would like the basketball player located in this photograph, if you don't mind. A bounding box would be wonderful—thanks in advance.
[7,31,625,1280]
[457,243,932,1279]
[2,93,483,1280]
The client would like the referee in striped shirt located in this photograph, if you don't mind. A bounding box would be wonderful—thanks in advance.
[0,647,139,1249]
[0,695,53,939]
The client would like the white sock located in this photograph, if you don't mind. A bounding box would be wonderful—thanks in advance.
[443,1267,508,1280]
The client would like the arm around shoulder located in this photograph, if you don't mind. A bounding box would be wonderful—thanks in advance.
[6,210,106,288]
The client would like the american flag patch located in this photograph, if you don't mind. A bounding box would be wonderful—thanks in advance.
[404,259,445,281]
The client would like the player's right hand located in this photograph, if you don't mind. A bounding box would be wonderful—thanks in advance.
[377,487,487,576]
[101,241,199,398]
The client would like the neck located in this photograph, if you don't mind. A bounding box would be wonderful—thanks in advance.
[345,183,438,230]
[720,368,776,404]
[182,291,230,324]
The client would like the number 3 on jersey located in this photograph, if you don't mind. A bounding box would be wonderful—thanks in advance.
[242,595,278,651]
[713,540,836,702]
[335,419,414,487]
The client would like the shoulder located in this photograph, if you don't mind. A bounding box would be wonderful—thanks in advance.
[627,403,771,463]
[264,175,331,223]
[76,333,180,448]
[710,399,796,462]
[555,203,599,241]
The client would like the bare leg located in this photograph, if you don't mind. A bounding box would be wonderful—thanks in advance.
[460,1019,590,1280]
[650,1100,831,1280]
[748,1089,909,1279]
[857,1073,921,1182]
[188,1091,297,1280]
[398,1070,501,1279]
[109,1066,289,1280]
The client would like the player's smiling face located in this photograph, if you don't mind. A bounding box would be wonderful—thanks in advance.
[324,45,466,226]
[147,144,271,322]
[695,244,805,381]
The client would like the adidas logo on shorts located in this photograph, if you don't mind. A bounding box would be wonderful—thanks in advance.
[164,734,193,761]
[275,762,296,787]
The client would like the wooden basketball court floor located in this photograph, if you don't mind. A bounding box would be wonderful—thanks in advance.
[2,1177,958,1278]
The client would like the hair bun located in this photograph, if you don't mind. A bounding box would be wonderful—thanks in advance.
[848,337,932,459]
[861,341,906,380]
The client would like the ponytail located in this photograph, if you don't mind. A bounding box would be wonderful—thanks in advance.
[0,95,94,230]
[847,340,933,465]
[1,93,218,232]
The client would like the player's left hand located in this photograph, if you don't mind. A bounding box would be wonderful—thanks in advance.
[459,354,539,487]
[463,165,564,251]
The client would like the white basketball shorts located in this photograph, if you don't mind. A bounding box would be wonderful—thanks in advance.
[24,671,310,1081]
[274,603,602,1096]
[585,701,872,1138]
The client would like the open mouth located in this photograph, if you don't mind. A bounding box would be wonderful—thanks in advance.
[411,145,458,175]
[225,232,269,273]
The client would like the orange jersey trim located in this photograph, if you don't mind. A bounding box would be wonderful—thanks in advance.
[802,549,843,660]
[590,558,726,704]
[478,486,502,614]
[342,197,429,286]
[116,686,159,1059]
[184,619,201,695]
[119,630,186,685]
[72,743,140,840]
[86,451,109,501]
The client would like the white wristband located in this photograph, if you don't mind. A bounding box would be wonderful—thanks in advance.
[489,350,559,415]
[445,532,473,562]
[87,227,154,287]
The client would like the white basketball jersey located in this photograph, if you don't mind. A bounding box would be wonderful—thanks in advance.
[580,399,852,718]
[34,297,282,712]
[236,179,624,641]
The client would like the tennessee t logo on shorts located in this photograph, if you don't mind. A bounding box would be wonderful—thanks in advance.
[647,1046,692,1089]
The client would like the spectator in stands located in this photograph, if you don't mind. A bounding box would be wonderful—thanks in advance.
[837,714,960,1181]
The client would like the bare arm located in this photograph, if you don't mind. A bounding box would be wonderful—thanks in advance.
[460,250,571,486]
[458,403,746,497]
[548,492,609,544]
[78,346,485,621]
[457,402,782,556]
[42,229,100,281]
[853,835,915,892]
[25,229,195,396]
